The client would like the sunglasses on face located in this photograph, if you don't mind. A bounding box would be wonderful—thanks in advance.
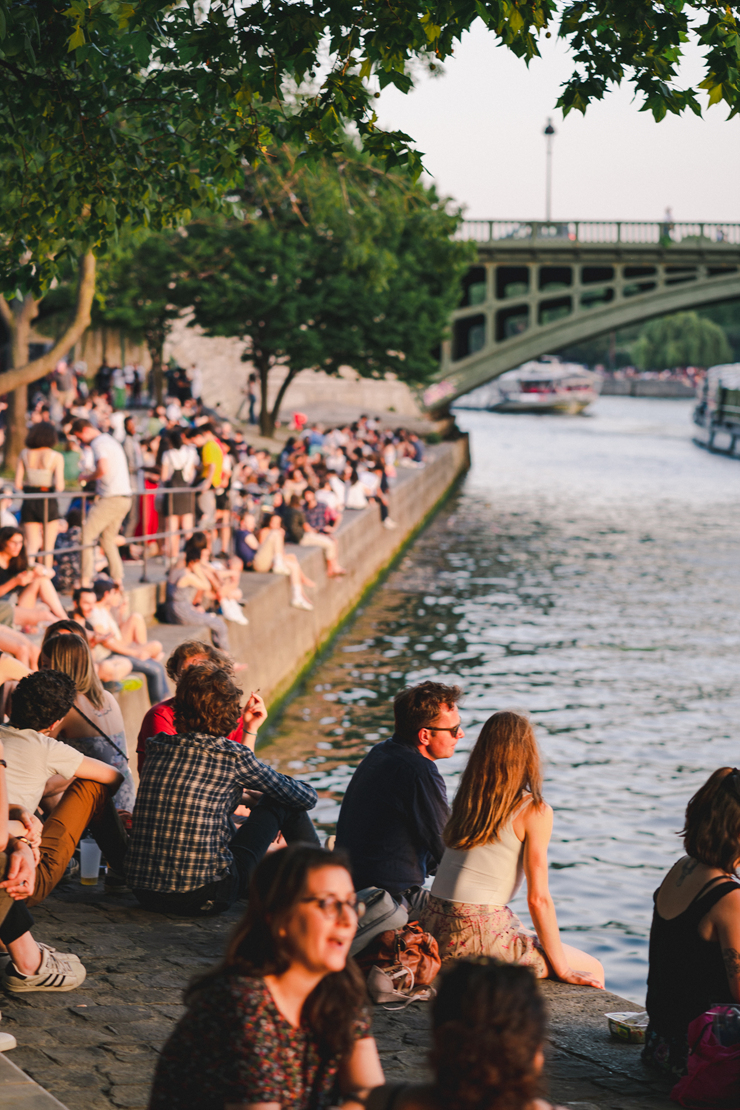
[427,722,463,738]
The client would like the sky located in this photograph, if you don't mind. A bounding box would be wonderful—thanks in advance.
[375,23,740,223]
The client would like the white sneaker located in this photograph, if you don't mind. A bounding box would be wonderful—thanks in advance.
[3,946,87,992]
[383,518,399,530]
[272,557,291,576]
[290,596,314,611]
[220,597,249,625]
[0,941,79,973]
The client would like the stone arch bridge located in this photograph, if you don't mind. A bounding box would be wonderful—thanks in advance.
[424,219,740,412]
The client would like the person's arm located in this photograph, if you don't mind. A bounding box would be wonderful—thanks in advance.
[239,692,267,752]
[74,755,124,792]
[409,772,449,873]
[54,450,65,493]
[712,888,740,1001]
[0,570,33,597]
[0,837,36,899]
[522,803,601,987]
[13,456,24,493]
[237,750,317,810]
[337,1037,384,1110]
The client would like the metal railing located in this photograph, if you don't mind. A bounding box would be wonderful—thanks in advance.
[457,220,740,246]
[5,485,213,587]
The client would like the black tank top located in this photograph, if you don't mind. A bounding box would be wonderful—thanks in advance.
[646,875,739,1038]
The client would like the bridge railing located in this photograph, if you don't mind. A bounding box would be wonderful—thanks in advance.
[457,220,740,246]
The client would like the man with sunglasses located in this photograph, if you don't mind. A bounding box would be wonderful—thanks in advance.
[336,680,463,919]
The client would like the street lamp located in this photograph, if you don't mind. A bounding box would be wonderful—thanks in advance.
[544,118,556,223]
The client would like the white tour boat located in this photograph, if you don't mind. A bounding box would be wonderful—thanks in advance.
[489,361,602,414]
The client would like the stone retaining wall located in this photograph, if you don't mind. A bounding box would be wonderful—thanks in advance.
[124,436,470,712]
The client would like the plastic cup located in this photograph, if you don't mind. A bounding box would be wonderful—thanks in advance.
[79,838,102,885]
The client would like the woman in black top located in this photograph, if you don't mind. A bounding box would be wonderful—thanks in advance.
[643,766,740,1077]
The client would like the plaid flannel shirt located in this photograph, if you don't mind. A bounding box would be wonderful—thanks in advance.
[125,732,317,893]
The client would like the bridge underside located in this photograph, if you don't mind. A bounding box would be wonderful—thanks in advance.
[425,240,740,411]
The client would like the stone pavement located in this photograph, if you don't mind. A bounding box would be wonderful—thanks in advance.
[0,880,675,1110]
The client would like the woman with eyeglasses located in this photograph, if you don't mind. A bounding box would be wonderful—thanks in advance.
[148,844,384,1110]
[642,767,740,1078]
[419,711,604,989]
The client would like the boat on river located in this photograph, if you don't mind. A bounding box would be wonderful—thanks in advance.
[693,364,740,457]
[489,361,602,414]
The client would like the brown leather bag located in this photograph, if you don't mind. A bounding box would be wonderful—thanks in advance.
[354,921,441,987]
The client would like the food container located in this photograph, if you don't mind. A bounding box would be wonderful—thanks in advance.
[605,1011,649,1044]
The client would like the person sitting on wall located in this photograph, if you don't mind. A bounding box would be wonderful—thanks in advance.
[643,766,740,1077]
[87,579,169,706]
[70,587,133,687]
[136,640,249,775]
[336,681,462,919]
[0,671,128,905]
[126,662,320,916]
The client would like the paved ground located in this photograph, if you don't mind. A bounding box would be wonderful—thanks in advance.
[0,880,675,1110]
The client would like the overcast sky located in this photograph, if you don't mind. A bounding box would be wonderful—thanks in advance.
[376,24,740,223]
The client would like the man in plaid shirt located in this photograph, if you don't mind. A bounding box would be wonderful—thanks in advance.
[127,663,319,916]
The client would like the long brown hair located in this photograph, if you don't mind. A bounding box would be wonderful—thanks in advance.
[186,845,367,1059]
[431,959,546,1110]
[682,767,740,872]
[40,633,106,710]
[444,711,543,850]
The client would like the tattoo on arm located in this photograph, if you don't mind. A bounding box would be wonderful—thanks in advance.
[676,858,700,887]
[723,948,740,980]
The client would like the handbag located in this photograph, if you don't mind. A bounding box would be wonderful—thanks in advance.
[355,921,441,989]
[366,964,436,1010]
[671,1006,740,1108]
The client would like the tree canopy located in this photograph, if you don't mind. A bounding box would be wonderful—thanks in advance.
[633,311,732,371]
[164,148,473,434]
[2,0,740,297]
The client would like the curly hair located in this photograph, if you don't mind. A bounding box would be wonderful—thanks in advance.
[173,662,241,737]
[10,670,77,731]
[430,959,546,1110]
[393,681,462,747]
[165,640,233,683]
[187,845,368,1060]
[682,767,740,872]
[25,422,59,449]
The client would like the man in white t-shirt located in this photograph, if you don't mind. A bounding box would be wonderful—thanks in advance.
[1,671,127,909]
[71,418,133,587]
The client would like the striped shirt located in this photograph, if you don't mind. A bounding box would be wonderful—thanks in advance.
[126,732,317,893]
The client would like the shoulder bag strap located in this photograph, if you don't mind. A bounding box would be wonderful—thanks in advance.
[71,704,129,764]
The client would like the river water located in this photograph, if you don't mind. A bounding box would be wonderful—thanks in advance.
[261,397,740,1002]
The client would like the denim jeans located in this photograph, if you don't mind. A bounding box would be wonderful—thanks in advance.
[114,654,169,704]
[132,801,320,917]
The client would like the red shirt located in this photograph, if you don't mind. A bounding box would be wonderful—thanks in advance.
[136,697,244,774]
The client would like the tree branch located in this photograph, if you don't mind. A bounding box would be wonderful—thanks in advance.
[270,364,299,425]
[0,296,11,331]
[0,252,96,393]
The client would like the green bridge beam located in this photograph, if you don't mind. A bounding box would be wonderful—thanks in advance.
[425,219,740,411]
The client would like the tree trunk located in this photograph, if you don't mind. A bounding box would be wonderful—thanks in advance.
[146,330,164,405]
[0,252,96,405]
[269,366,298,438]
[0,292,40,468]
[258,357,273,438]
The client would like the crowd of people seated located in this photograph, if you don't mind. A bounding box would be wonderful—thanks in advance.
[0,361,427,647]
[0,624,733,1103]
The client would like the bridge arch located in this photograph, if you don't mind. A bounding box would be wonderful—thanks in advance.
[424,219,740,410]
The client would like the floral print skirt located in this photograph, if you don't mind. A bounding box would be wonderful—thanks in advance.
[420,894,548,975]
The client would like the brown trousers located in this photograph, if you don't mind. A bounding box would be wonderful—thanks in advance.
[27,779,128,908]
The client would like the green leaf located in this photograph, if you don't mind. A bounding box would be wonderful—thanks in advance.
[66,26,85,51]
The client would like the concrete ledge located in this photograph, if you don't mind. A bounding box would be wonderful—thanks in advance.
[123,437,470,708]
[0,1053,69,1109]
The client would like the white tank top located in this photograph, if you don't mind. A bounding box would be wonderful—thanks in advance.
[431,797,532,906]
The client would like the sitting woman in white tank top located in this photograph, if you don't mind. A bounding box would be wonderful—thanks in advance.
[419,711,605,988]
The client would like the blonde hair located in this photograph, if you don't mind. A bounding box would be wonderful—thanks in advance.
[41,634,106,711]
[444,711,543,851]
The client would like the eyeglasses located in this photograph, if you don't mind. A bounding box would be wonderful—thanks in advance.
[301,895,366,921]
[427,722,463,738]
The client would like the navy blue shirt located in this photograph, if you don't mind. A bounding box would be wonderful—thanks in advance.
[335,737,449,895]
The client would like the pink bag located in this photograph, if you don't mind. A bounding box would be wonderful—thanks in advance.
[672,1007,740,1108]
